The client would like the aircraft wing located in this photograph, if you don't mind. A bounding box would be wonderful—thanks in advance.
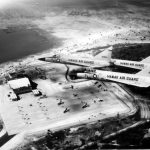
[141,56,150,63]
[136,66,150,76]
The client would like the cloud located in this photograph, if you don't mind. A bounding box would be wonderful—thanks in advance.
[0,0,43,20]
[0,0,26,9]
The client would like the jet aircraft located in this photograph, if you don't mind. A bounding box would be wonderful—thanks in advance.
[39,46,113,69]
[112,56,150,70]
[76,67,150,88]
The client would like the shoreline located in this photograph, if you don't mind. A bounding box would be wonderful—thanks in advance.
[0,42,150,82]
[0,25,63,64]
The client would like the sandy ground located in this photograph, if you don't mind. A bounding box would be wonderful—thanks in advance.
[33,12,150,54]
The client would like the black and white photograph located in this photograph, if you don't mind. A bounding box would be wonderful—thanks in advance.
[0,0,150,149]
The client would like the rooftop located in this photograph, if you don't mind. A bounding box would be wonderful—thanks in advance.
[8,77,31,89]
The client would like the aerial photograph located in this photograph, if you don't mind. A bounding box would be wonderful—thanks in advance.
[0,0,150,149]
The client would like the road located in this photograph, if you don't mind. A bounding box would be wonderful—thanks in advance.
[119,84,150,121]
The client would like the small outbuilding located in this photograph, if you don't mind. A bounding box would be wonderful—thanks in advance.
[32,89,41,96]
[9,92,18,101]
[8,77,32,94]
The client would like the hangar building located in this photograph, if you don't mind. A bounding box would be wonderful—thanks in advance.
[8,77,32,95]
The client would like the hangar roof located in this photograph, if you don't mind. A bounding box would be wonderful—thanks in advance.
[8,78,31,89]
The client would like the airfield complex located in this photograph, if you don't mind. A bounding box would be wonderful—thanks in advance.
[2,43,150,150]
[1,43,150,149]
[0,48,143,150]
[0,0,149,148]
[0,61,136,136]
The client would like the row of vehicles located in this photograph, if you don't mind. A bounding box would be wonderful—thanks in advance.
[39,46,150,88]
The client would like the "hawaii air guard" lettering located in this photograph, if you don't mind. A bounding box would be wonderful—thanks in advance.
[68,59,94,64]
[107,75,139,81]
[120,62,144,68]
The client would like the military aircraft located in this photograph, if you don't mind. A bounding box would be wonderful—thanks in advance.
[64,107,70,113]
[58,99,64,105]
[82,102,90,109]
[38,46,113,69]
[112,56,150,70]
[76,67,150,88]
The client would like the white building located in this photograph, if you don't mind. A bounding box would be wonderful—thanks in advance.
[8,77,32,94]
[32,89,41,96]
[9,91,18,101]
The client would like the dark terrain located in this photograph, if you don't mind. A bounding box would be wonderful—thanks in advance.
[0,27,61,63]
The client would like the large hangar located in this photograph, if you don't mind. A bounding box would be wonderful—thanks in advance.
[8,77,32,95]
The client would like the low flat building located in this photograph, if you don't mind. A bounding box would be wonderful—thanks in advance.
[32,89,41,96]
[8,77,32,95]
[9,91,18,101]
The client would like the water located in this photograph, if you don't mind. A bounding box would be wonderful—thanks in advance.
[0,27,60,63]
